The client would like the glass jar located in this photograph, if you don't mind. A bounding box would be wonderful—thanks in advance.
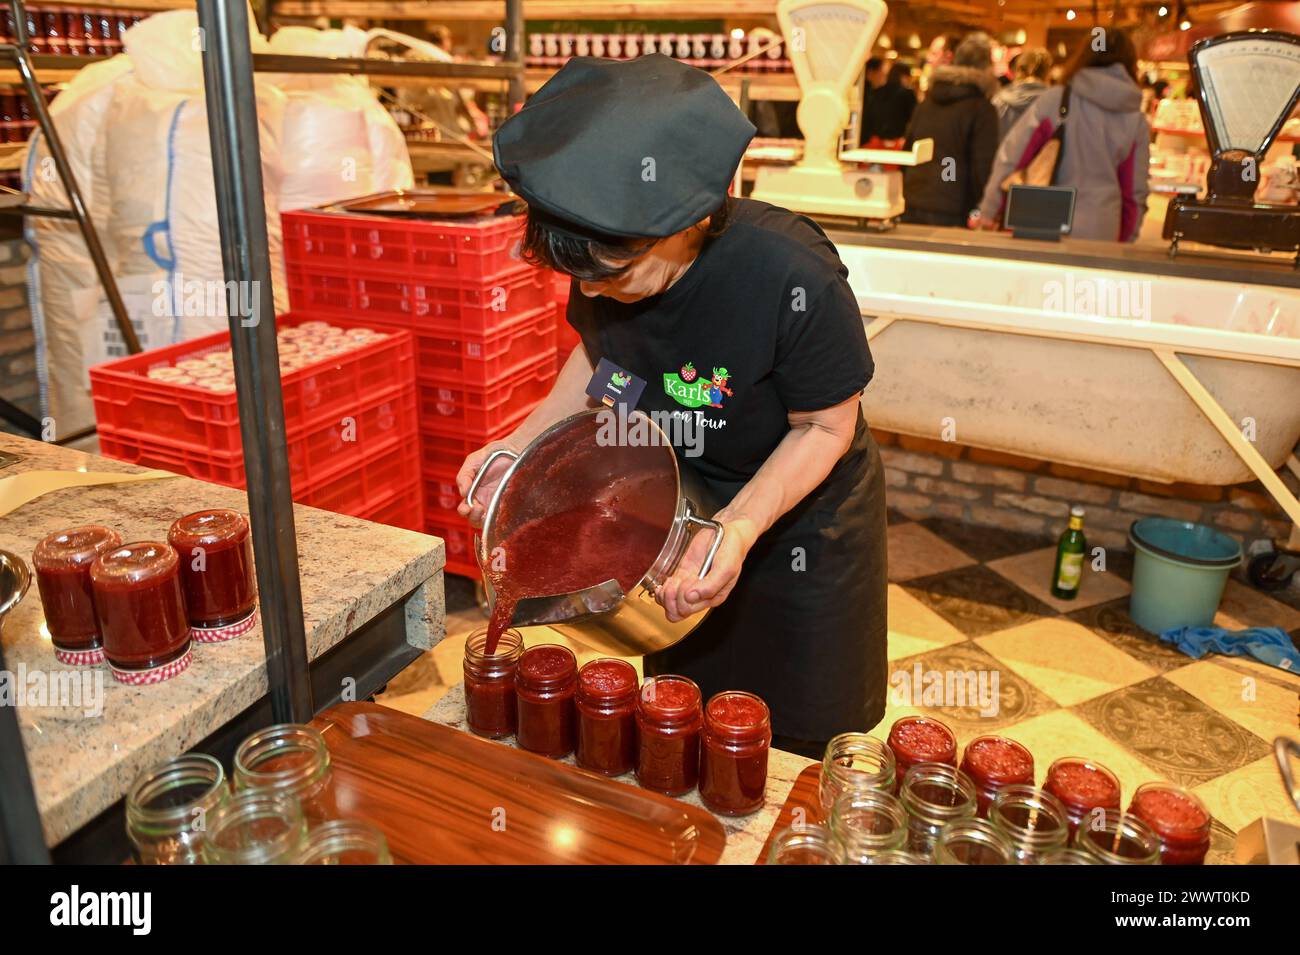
[829,789,908,861]
[125,754,229,864]
[90,542,192,683]
[635,675,702,796]
[167,509,257,640]
[295,820,392,865]
[859,849,928,865]
[1073,809,1162,865]
[32,524,122,665]
[1128,782,1211,866]
[935,818,1014,864]
[959,736,1034,817]
[899,762,977,860]
[234,724,336,824]
[819,732,896,815]
[887,716,957,791]
[1042,757,1121,836]
[698,690,770,816]
[463,628,523,739]
[202,790,307,864]
[1036,848,1099,864]
[575,658,638,776]
[766,824,845,865]
[989,784,1070,864]
[514,644,577,758]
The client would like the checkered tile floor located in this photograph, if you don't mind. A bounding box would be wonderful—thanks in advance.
[882,509,1300,862]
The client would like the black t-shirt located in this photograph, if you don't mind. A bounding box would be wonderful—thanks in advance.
[567,198,874,510]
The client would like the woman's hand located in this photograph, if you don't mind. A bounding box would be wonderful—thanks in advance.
[456,438,521,528]
[656,515,759,622]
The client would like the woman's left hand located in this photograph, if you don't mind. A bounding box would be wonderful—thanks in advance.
[656,516,759,622]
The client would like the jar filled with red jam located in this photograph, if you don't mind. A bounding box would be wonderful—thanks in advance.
[32,525,122,665]
[514,644,577,758]
[960,736,1035,817]
[989,784,1070,864]
[635,675,702,796]
[463,628,523,739]
[1128,782,1211,865]
[575,658,638,776]
[698,691,771,816]
[887,716,957,791]
[1042,757,1121,836]
[819,733,897,815]
[90,542,192,683]
[1073,809,1161,865]
[167,509,257,641]
[899,762,977,860]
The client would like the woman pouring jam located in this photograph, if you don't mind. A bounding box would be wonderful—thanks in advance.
[457,54,888,759]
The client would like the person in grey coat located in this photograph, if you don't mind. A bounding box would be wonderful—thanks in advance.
[976,28,1150,242]
[991,48,1053,140]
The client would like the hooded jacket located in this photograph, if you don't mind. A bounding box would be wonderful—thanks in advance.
[991,80,1048,140]
[902,65,1001,222]
[978,63,1151,241]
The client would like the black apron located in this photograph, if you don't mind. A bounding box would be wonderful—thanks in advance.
[644,416,888,743]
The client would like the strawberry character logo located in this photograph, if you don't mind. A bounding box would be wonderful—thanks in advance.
[706,367,732,408]
[679,362,697,383]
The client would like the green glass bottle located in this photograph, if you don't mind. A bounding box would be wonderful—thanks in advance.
[1050,505,1087,600]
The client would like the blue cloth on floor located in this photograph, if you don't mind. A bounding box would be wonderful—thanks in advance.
[1159,625,1300,673]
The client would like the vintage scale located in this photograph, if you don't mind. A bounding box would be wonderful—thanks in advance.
[751,0,932,224]
[1164,30,1300,266]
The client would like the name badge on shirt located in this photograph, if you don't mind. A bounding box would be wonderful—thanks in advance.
[586,358,646,411]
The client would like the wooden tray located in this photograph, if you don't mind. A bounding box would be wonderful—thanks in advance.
[755,764,823,864]
[310,702,726,865]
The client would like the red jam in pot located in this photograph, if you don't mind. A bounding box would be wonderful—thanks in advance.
[514,644,577,758]
[887,717,957,789]
[90,542,191,677]
[1128,783,1211,865]
[31,525,122,663]
[699,691,771,816]
[636,675,702,796]
[1043,758,1121,835]
[575,658,639,776]
[167,509,256,631]
[960,736,1035,818]
[463,628,523,739]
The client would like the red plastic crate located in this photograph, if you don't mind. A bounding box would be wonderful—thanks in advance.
[411,304,556,387]
[89,314,415,454]
[418,411,528,474]
[284,260,554,334]
[299,440,420,520]
[416,355,556,433]
[423,507,481,580]
[282,209,526,284]
[423,466,463,514]
[359,483,425,534]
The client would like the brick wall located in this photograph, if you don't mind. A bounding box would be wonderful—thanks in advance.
[0,236,37,436]
[876,430,1300,552]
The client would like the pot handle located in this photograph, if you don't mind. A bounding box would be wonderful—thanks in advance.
[683,506,725,580]
[464,447,520,513]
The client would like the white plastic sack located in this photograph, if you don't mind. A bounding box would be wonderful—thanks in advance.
[124,7,269,92]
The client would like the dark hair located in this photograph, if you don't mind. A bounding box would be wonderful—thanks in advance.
[887,61,912,86]
[866,56,885,73]
[1062,27,1138,84]
[521,198,733,282]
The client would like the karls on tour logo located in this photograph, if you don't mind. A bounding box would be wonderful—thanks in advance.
[663,361,733,410]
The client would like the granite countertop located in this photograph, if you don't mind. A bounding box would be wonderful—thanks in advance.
[425,684,816,865]
[0,434,447,845]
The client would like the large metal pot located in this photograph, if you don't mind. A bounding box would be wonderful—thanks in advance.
[465,408,724,658]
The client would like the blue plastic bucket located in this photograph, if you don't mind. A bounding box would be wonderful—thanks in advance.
[1128,518,1242,635]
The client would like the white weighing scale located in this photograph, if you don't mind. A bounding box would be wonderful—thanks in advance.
[751,0,932,224]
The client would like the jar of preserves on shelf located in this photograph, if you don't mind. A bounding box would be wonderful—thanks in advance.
[935,818,1014,865]
[90,541,192,684]
[202,790,308,865]
[988,784,1070,864]
[829,789,908,861]
[1042,757,1121,836]
[1127,782,1211,866]
[295,820,392,865]
[463,628,523,739]
[575,658,639,776]
[899,762,977,860]
[32,524,122,666]
[234,724,336,824]
[819,732,896,814]
[1073,809,1162,865]
[126,754,229,865]
[635,675,702,796]
[167,509,257,642]
[514,644,577,758]
[698,691,770,816]
[959,735,1034,817]
[766,824,845,865]
[887,716,957,791]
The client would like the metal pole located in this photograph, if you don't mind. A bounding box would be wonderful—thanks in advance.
[505,0,525,112]
[7,0,140,354]
[196,0,312,723]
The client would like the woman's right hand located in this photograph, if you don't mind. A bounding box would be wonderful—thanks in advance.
[457,438,520,528]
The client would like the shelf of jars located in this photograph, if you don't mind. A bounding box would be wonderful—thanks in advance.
[270,0,780,20]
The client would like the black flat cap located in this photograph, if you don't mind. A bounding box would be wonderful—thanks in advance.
[494,54,756,239]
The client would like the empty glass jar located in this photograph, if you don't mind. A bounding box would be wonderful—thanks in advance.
[202,790,308,864]
[819,733,897,815]
[234,724,335,824]
[899,762,977,860]
[766,824,846,865]
[829,789,908,861]
[1073,809,1162,865]
[989,784,1070,864]
[295,820,392,865]
[935,818,1014,865]
[126,753,229,864]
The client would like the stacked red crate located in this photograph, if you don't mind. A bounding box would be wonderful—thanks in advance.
[88,314,423,531]
[281,208,564,579]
